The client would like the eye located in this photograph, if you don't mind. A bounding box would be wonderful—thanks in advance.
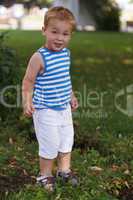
[51,30,57,34]
[64,32,70,36]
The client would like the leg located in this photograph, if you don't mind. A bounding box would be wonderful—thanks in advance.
[40,157,54,176]
[57,124,74,172]
[37,157,55,192]
[56,123,78,186]
[57,152,71,172]
[33,109,60,192]
[57,151,78,186]
[33,110,60,175]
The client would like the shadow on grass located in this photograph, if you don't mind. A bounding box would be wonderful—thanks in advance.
[0,173,35,199]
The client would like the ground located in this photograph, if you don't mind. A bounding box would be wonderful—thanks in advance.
[0,30,133,200]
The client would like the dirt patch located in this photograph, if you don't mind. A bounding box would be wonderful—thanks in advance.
[0,174,35,193]
[119,187,133,200]
[0,172,36,200]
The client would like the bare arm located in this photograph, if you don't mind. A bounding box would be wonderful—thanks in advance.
[22,52,44,117]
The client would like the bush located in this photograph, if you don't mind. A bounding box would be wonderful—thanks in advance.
[96,5,120,31]
[0,32,20,122]
[81,0,120,31]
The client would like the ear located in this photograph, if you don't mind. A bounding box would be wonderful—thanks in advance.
[42,26,46,36]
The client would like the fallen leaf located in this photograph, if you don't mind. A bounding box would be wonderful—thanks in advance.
[111,164,119,172]
[124,169,130,175]
[89,166,103,171]
[23,169,28,176]
[9,138,14,145]
[124,181,130,188]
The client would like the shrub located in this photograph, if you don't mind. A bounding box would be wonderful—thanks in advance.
[96,5,120,31]
[81,0,120,31]
[0,31,20,122]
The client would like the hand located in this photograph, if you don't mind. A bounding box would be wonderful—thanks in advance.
[23,102,35,117]
[70,95,79,112]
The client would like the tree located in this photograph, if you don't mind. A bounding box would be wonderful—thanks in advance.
[16,0,53,8]
[1,0,53,8]
[81,0,120,31]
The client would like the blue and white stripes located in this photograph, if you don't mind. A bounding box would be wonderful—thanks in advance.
[33,47,72,109]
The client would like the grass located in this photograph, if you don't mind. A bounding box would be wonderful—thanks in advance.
[6,30,133,135]
[0,30,133,199]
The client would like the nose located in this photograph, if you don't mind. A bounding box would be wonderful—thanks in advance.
[57,34,63,41]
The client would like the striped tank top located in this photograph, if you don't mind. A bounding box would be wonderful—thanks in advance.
[32,47,72,110]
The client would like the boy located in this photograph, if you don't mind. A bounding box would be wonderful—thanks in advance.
[22,6,78,192]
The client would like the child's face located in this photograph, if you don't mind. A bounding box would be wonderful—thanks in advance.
[42,19,72,51]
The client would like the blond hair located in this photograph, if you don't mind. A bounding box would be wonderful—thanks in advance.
[44,6,76,31]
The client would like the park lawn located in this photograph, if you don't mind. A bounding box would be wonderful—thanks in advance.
[7,30,133,135]
[0,30,133,200]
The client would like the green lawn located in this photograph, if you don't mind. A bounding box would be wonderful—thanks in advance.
[7,30,133,135]
[0,30,133,200]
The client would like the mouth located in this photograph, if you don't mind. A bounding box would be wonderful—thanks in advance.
[54,43,63,48]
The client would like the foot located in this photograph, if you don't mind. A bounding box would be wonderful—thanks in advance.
[56,170,78,186]
[36,175,55,192]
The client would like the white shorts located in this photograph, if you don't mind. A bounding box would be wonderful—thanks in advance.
[33,104,74,159]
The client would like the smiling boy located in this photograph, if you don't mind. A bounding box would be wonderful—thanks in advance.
[22,6,78,192]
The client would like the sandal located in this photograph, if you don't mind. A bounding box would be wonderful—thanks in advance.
[36,175,55,192]
[56,170,78,186]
